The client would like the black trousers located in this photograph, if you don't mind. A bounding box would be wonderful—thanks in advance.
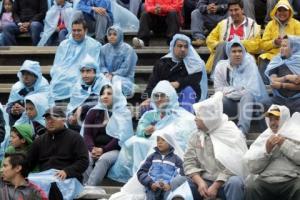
[138,11,180,45]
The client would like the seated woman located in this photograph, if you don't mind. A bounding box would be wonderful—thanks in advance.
[67,55,108,131]
[15,93,49,139]
[82,83,133,186]
[100,25,138,97]
[107,80,197,183]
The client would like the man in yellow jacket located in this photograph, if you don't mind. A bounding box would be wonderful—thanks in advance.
[206,0,261,73]
[258,0,300,84]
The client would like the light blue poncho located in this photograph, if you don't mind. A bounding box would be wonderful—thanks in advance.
[265,35,300,99]
[164,34,208,101]
[66,55,109,115]
[8,60,49,105]
[0,104,10,160]
[15,93,49,128]
[100,25,137,96]
[81,81,134,146]
[108,80,196,183]
[218,36,268,102]
[38,1,74,46]
[49,35,101,103]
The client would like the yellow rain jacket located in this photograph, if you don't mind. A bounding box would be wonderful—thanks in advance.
[206,16,261,73]
[259,0,300,61]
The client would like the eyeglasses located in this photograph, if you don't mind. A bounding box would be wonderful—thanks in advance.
[153,93,167,100]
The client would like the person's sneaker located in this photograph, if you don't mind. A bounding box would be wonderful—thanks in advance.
[132,37,144,48]
[191,38,206,47]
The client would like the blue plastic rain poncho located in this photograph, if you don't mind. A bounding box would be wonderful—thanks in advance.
[76,0,113,22]
[164,34,208,101]
[38,1,74,46]
[0,104,10,160]
[66,55,109,115]
[213,36,268,102]
[29,169,83,200]
[49,35,101,102]
[7,60,49,105]
[15,93,49,129]
[110,0,139,32]
[100,25,137,96]
[265,36,300,99]
[81,81,134,146]
[108,80,197,183]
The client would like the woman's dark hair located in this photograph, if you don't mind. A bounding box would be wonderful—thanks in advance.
[228,0,243,9]
[0,0,13,16]
[4,152,30,177]
[99,85,112,96]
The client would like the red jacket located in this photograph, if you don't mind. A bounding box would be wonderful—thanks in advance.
[145,0,183,23]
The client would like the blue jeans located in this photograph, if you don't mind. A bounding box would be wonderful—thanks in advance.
[2,21,43,45]
[46,28,68,46]
[85,150,119,186]
[191,9,226,40]
[189,176,245,200]
[223,93,255,134]
[146,176,187,200]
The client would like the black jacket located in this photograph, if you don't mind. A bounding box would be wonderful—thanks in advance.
[144,57,202,100]
[13,0,47,23]
[28,128,89,182]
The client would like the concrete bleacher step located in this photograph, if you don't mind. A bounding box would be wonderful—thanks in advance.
[77,186,121,200]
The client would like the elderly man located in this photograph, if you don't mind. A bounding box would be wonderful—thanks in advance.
[76,0,113,44]
[244,105,300,200]
[49,18,101,105]
[27,106,89,181]
[206,0,261,73]
[184,92,247,200]
[264,35,300,114]
[258,0,300,84]
[6,60,49,126]
[141,34,208,113]
[2,0,47,45]
[213,36,268,134]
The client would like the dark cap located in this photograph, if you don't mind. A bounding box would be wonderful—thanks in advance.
[43,106,66,118]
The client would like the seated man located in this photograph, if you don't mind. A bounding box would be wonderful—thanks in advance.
[206,0,261,73]
[0,153,48,199]
[2,0,47,45]
[141,34,208,113]
[6,60,49,126]
[27,106,89,182]
[244,104,300,200]
[258,0,300,83]
[132,0,183,47]
[191,0,228,47]
[264,35,300,114]
[49,18,101,105]
[213,36,268,134]
[67,55,108,131]
[77,0,113,44]
[184,92,247,200]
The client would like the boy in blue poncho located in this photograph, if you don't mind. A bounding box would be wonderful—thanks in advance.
[137,133,185,200]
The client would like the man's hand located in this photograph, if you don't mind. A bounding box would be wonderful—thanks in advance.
[151,182,161,191]
[276,135,286,147]
[145,125,155,136]
[197,179,209,198]
[140,98,151,108]
[270,81,282,89]
[266,134,278,153]
[91,147,103,159]
[285,74,300,84]
[92,7,107,15]
[274,37,283,47]
[154,4,161,15]
[207,181,222,199]
[11,103,24,115]
[55,170,67,180]
[170,81,180,89]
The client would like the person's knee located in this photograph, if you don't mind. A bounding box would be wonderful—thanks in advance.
[191,9,200,19]
[226,176,244,190]
[30,21,42,30]
[2,23,16,33]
